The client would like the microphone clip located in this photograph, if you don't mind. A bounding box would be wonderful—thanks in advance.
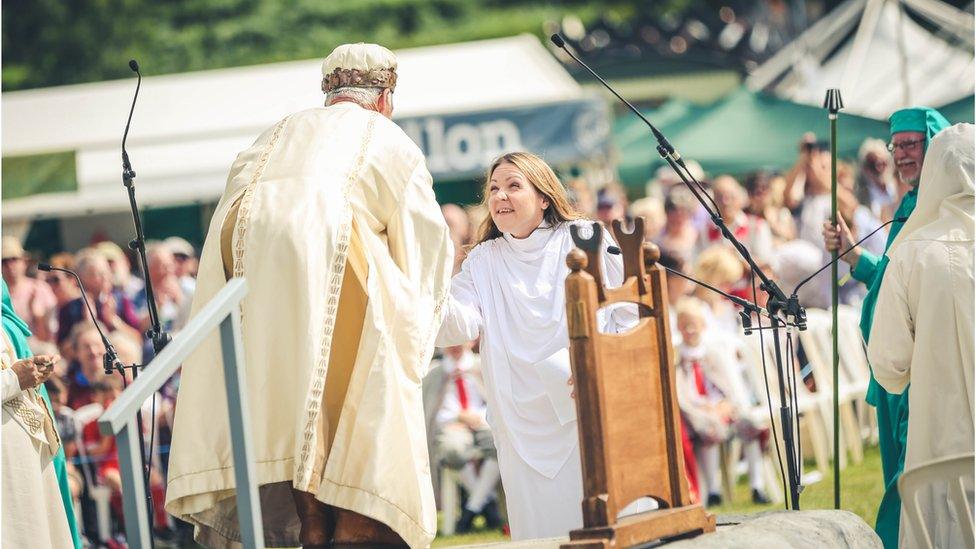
[122,151,136,186]
[739,310,754,336]
[785,294,807,331]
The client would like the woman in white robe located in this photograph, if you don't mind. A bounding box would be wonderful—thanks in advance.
[436,152,640,540]
[868,123,975,548]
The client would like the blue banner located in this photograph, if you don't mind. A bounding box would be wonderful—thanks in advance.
[396,98,610,180]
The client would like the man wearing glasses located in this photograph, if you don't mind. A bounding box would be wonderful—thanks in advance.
[822,106,950,548]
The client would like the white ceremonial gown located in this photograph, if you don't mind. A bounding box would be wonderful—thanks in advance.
[0,333,72,549]
[166,102,453,549]
[869,123,975,549]
[436,221,639,540]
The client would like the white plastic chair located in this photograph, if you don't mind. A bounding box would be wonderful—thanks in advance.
[439,467,461,535]
[739,330,831,476]
[899,453,975,549]
[797,308,863,465]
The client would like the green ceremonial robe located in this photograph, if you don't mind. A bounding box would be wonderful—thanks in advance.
[850,188,917,549]
[2,282,82,549]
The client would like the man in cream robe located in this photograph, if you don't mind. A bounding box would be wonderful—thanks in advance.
[165,43,453,548]
[869,123,975,548]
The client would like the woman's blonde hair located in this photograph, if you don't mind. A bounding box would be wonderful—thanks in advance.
[475,152,582,245]
[693,245,744,287]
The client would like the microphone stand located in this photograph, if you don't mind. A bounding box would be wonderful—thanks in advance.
[38,263,154,544]
[120,59,164,547]
[554,33,803,509]
[122,60,171,357]
[823,89,844,509]
[38,264,129,378]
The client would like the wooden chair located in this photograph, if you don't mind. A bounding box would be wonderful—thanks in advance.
[561,219,715,548]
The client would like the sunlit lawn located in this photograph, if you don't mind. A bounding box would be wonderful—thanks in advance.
[433,445,884,547]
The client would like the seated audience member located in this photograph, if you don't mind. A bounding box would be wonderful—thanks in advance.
[95,241,144,306]
[744,171,796,243]
[629,197,666,242]
[697,176,774,299]
[659,186,700,263]
[65,323,110,410]
[434,342,502,532]
[56,250,141,354]
[691,246,744,335]
[2,236,57,343]
[658,251,692,346]
[674,298,771,506]
[164,237,199,294]
[596,184,629,227]
[855,138,897,223]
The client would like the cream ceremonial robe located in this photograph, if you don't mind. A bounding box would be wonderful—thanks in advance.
[1,334,72,549]
[436,221,638,540]
[869,123,975,549]
[165,102,453,548]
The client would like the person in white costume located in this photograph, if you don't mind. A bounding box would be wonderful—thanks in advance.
[165,43,453,549]
[436,152,650,540]
[868,123,975,549]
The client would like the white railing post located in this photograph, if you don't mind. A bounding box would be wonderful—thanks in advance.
[117,418,151,549]
[220,307,265,547]
[98,279,264,548]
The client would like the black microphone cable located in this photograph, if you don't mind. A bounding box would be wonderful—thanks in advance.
[791,216,908,297]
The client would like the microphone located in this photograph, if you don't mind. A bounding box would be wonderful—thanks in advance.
[791,216,908,296]
[38,264,123,375]
[122,59,142,182]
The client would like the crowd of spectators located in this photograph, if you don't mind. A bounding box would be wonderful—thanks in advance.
[3,133,897,540]
[2,235,197,546]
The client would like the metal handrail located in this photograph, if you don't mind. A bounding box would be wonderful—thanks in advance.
[98,278,265,548]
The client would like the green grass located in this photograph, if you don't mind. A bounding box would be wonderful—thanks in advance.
[433,445,884,546]
[712,444,884,525]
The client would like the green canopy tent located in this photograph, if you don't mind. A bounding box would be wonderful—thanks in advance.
[937,94,975,125]
[614,87,892,187]
[613,98,713,188]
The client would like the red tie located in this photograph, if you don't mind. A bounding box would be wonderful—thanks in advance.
[692,360,708,396]
[454,372,469,410]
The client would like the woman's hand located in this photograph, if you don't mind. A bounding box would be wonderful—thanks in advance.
[11,354,59,390]
[568,375,575,400]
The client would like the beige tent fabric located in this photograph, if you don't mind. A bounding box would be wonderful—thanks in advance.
[165,102,453,548]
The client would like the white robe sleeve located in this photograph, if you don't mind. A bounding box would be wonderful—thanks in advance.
[2,368,22,403]
[436,258,483,347]
[385,159,455,360]
[867,256,914,394]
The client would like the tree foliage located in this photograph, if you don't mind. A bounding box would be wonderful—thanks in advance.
[3,0,683,91]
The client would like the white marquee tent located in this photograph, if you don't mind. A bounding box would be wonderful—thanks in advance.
[747,0,974,119]
[2,35,583,227]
